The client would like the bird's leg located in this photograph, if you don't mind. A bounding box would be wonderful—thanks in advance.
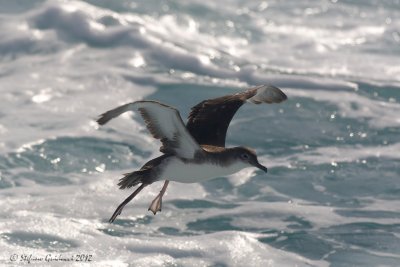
[148,180,170,215]
[109,183,148,223]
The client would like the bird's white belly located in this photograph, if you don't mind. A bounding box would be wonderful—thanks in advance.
[160,158,246,183]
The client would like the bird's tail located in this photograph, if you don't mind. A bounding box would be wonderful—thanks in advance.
[118,169,151,189]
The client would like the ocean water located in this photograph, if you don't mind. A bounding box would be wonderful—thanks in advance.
[1,0,400,266]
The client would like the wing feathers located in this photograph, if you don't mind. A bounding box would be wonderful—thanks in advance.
[97,85,287,153]
[186,85,287,146]
[97,103,134,125]
[97,101,201,159]
[247,85,287,104]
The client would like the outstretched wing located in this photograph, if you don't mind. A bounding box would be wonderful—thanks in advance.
[97,100,201,159]
[186,85,287,147]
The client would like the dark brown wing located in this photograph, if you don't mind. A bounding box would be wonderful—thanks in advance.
[186,85,287,147]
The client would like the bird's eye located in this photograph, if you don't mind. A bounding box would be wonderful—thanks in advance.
[240,153,249,160]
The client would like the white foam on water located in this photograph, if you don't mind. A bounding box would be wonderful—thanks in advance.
[260,141,400,171]
[1,0,400,266]
[286,88,400,128]
[295,142,400,164]
[0,171,327,267]
[3,0,391,89]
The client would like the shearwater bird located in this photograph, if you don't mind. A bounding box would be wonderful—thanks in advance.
[97,85,287,223]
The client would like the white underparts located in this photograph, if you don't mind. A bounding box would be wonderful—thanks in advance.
[160,157,248,183]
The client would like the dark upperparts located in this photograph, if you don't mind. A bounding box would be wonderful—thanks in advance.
[200,145,256,159]
[185,85,287,148]
[186,93,247,148]
[200,144,226,153]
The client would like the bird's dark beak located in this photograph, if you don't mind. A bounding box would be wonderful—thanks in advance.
[254,162,268,173]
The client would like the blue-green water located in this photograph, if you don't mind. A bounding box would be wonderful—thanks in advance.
[1,0,400,266]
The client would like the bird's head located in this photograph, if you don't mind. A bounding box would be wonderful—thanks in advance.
[232,146,268,173]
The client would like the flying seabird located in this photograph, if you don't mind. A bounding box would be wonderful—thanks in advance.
[97,85,287,223]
